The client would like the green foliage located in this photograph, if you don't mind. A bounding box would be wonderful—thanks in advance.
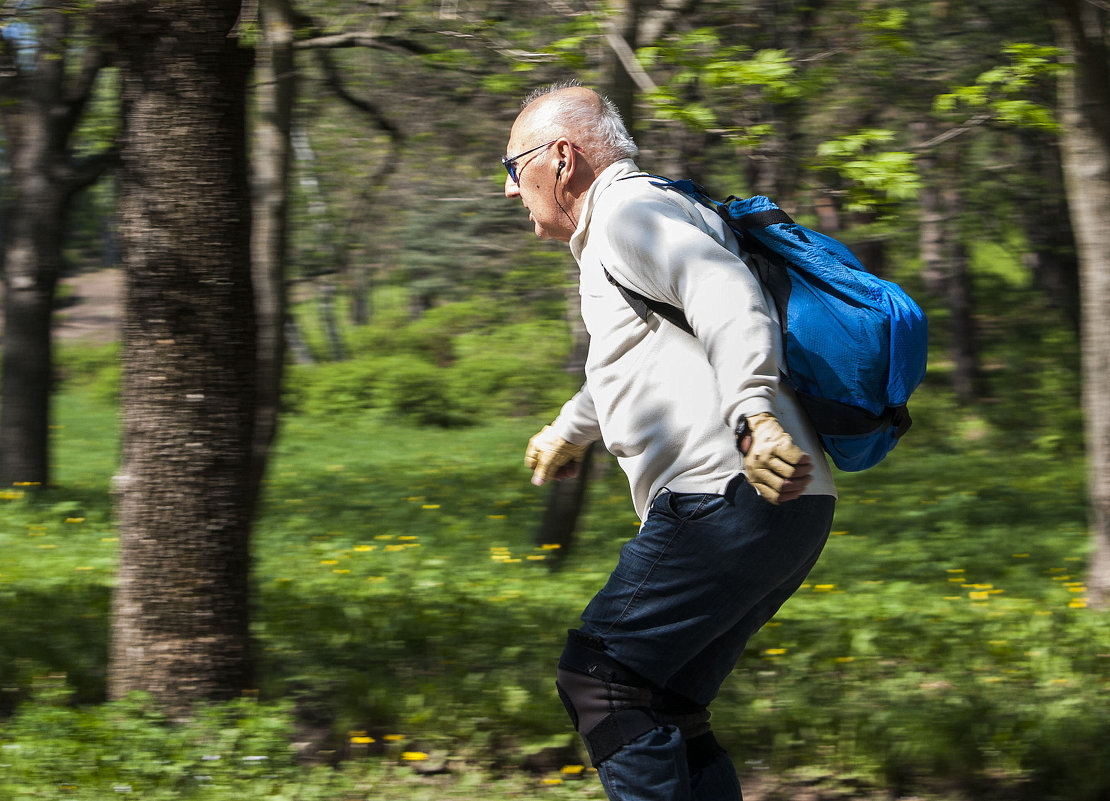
[934,43,1065,131]
[53,343,120,404]
[4,313,1108,799]
[642,33,804,143]
[814,129,921,211]
[288,301,576,426]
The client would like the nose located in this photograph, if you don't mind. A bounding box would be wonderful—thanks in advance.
[504,172,520,198]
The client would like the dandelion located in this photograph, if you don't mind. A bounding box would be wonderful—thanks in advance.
[813,584,836,592]
[764,648,787,656]
[354,545,375,552]
[384,734,405,742]
[320,560,339,565]
[488,514,507,520]
[402,751,428,761]
[421,504,440,510]
[65,517,85,524]
[543,778,564,785]
[540,543,562,550]
[561,764,586,775]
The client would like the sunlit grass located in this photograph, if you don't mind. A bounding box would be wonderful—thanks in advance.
[2,360,1108,798]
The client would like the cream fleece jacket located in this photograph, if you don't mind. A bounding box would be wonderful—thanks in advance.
[549,160,836,519]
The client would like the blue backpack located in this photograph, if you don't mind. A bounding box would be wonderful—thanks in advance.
[607,178,929,472]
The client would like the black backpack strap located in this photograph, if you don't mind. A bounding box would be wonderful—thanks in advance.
[603,267,694,336]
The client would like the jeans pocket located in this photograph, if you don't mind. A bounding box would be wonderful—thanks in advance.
[655,490,724,523]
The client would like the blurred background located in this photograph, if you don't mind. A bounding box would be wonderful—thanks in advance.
[1,1,1108,799]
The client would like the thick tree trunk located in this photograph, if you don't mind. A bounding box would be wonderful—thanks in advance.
[1056,0,1110,608]
[249,0,297,514]
[106,0,257,708]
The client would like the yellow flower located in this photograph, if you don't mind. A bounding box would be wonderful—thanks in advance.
[561,764,585,775]
[402,751,428,761]
[765,648,787,656]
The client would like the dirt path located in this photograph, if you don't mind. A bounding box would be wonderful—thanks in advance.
[54,268,123,343]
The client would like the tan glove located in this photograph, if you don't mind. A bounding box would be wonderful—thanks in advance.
[525,425,590,486]
[737,412,814,505]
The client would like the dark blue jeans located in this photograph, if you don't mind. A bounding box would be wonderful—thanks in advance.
[576,479,835,801]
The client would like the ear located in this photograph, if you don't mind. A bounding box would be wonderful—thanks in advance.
[554,140,575,179]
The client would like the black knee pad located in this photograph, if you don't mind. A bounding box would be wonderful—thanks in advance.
[685,731,728,776]
[555,630,658,766]
[656,688,711,741]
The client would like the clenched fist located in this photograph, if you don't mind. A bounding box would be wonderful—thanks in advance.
[737,413,814,504]
[525,425,591,486]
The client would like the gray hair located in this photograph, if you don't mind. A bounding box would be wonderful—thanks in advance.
[522,80,639,165]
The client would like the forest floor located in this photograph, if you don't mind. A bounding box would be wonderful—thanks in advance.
[55,268,122,343]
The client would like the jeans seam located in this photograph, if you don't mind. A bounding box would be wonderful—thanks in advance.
[608,498,699,631]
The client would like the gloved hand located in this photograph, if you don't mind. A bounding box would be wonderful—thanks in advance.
[737,412,814,504]
[525,425,590,486]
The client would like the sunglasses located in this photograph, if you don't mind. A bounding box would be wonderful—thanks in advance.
[501,139,557,185]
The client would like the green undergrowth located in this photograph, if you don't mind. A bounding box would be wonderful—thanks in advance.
[1,329,1107,799]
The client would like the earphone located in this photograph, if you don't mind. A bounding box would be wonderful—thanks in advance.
[556,160,565,177]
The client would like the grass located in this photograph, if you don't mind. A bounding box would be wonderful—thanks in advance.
[1,330,1108,798]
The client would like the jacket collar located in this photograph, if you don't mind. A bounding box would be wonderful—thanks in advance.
[569,159,641,261]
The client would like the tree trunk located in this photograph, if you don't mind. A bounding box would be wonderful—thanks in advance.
[0,6,109,488]
[534,444,595,566]
[249,0,297,514]
[1055,0,1110,609]
[105,0,257,709]
[1018,132,1080,332]
[603,0,640,132]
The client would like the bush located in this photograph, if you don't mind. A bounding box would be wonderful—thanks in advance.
[448,320,576,418]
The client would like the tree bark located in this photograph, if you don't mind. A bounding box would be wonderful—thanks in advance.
[105,0,258,708]
[0,5,111,488]
[1055,0,1110,609]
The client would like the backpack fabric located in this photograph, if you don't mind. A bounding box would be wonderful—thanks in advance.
[605,177,928,472]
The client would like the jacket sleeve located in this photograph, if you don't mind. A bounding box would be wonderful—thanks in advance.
[550,382,602,446]
[601,190,779,431]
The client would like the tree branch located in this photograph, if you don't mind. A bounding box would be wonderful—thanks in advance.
[913,114,992,151]
[315,48,404,144]
[603,22,657,94]
[295,31,430,55]
[61,40,111,140]
[62,147,120,195]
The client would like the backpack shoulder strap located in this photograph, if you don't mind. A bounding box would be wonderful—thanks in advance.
[602,266,693,336]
